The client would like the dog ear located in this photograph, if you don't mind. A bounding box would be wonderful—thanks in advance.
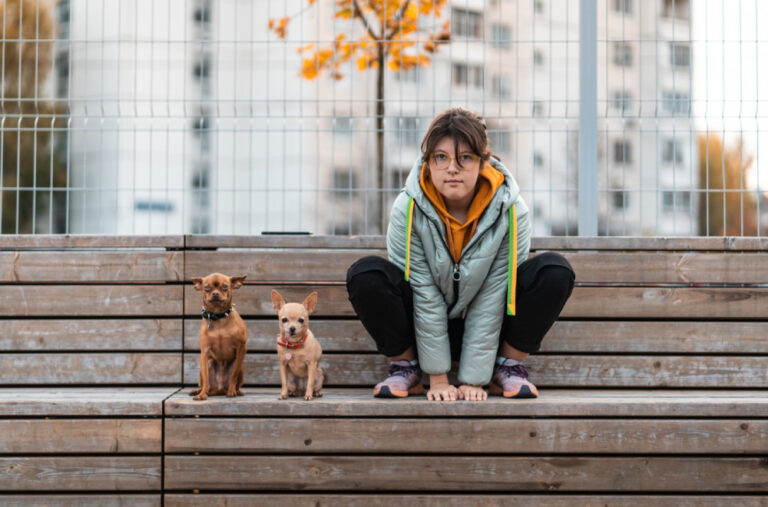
[192,278,204,291]
[230,275,246,290]
[271,290,285,313]
[302,292,318,314]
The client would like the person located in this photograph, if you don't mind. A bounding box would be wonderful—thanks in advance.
[346,107,575,401]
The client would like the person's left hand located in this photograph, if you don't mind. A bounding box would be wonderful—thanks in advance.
[458,384,487,401]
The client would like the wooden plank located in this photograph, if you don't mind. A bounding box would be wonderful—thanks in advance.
[0,235,183,249]
[182,354,768,388]
[0,388,179,416]
[165,388,768,418]
[185,285,768,319]
[163,456,768,491]
[1,320,182,351]
[184,235,768,251]
[0,251,182,282]
[183,285,350,317]
[3,419,161,453]
[184,320,768,354]
[186,250,768,285]
[0,457,161,491]
[183,319,371,352]
[165,495,768,507]
[562,287,768,319]
[185,250,384,282]
[1,354,181,385]
[0,286,182,317]
[0,496,160,507]
[165,418,768,454]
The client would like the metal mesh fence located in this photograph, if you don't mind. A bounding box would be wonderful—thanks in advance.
[0,0,765,236]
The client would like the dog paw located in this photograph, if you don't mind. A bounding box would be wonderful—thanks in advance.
[236,389,244,396]
[304,393,314,401]
[278,392,288,400]
[193,393,208,401]
[189,389,201,397]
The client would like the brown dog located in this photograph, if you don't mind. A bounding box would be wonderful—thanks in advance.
[271,290,324,400]
[189,273,247,401]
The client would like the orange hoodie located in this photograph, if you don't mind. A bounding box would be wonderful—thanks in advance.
[420,162,505,263]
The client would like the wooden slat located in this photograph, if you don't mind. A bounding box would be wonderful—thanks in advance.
[183,319,371,352]
[0,388,179,416]
[186,250,768,285]
[185,250,384,282]
[184,235,768,251]
[182,353,768,388]
[164,495,768,507]
[3,420,161,453]
[183,285,350,317]
[184,320,768,354]
[165,418,768,454]
[0,251,182,282]
[163,456,768,491]
[185,285,768,319]
[1,320,182,351]
[165,388,768,418]
[0,286,182,317]
[1,354,181,385]
[0,496,160,507]
[0,235,183,249]
[0,457,161,491]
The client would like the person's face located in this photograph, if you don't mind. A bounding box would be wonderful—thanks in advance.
[427,137,481,207]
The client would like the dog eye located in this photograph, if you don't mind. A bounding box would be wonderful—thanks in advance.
[204,286,211,291]
[281,317,288,323]
[222,285,228,290]
[298,318,304,324]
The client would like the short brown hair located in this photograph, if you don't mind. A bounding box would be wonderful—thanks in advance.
[420,107,492,168]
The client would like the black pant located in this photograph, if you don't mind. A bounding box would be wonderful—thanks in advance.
[346,252,575,359]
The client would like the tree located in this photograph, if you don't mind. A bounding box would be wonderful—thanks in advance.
[1,0,65,234]
[270,0,451,232]
[698,133,761,236]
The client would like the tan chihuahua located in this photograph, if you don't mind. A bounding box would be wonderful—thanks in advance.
[271,290,324,400]
[189,273,247,401]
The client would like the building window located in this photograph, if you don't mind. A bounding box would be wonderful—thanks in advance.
[613,0,632,14]
[613,43,633,66]
[614,140,632,163]
[533,49,544,66]
[452,8,482,38]
[333,116,353,138]
[662,139,685,164]
[396,117,421,147]
[662,91,690,116]
[489,130,511,154]
[135,200,175,213]
[194,5,211,23]
[669,43,690,67]
[613,190,629,210]
[663,0,689,20]
[663,190,691,212]
[332,170,358,191]
[394,67,420,83]
[193,57,211,79]
[612,91,633,113]
[453,63,484,88]
[534,0,544,14]
[390,169,410,189]
[491,24,511,49]
[491,74,511,99]
[533,152,544,167]
[532,100,546,117]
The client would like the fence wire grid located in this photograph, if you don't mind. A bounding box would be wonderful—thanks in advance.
[0,0,766,236]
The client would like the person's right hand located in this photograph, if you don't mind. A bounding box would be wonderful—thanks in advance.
[427,382,459,401]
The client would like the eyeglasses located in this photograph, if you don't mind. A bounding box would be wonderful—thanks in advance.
[429,151,481,171]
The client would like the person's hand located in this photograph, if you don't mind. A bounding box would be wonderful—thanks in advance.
[426,374,458,401]
[458,384,487,401]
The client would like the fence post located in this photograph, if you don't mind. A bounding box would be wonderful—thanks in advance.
[579,0,598,236]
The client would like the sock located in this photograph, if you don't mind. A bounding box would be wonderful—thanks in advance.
[408,359,419,367]
[496,356,522,366]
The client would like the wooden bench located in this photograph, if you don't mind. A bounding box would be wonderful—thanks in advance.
[2,235,768,505]
[0,236,183,506]
[164,235,768,505]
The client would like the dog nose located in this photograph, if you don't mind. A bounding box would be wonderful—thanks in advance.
[289,326,296,334]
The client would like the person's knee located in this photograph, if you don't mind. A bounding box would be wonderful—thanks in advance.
[346,256,402,295]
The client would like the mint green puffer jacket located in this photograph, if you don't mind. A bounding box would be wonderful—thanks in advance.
[386,156,532,386]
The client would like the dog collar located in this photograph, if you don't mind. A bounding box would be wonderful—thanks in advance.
[278,333,308,349]
[201,306,233,330]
